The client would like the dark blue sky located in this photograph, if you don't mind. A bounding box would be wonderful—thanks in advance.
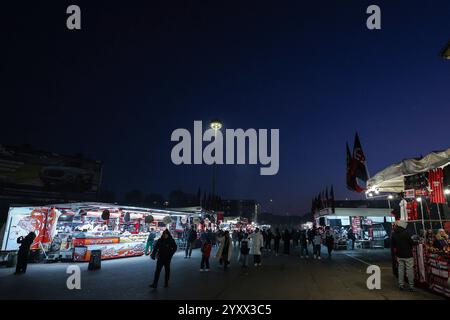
[2,1,450,215]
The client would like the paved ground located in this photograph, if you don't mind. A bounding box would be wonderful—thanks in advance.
[0,245,443,300]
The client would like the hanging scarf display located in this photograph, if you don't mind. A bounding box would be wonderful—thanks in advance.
[429,168,446,204]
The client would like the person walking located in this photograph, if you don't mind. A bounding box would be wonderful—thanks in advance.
[237,229,244,248]
[313,229,322,259]
[200,238,212,272]
[251,228,264,266]
[239,233,250,269]
[391,220,416,291]
[292,229,299,248]
[150,229,177,288]
[145,228,156,256]
[282,229,291,255]
[299,229,309,259]
[15,232,36,275]
[347,228,356,250]
[216,231,232,270]
[185,225,197,258]
[274,228,281,256]
[266,229,273,252]
[262,229,268,251]
[307,227,315,252]
[232,230,239,247]
[324,226,335,259]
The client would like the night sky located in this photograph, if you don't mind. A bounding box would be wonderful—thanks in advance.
[2,1,450,215]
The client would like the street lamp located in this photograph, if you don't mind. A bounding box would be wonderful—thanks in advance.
[210,119,222,209]
[210,119,222,131]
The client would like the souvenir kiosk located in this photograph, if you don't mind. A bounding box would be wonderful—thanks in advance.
[1,202,192,262]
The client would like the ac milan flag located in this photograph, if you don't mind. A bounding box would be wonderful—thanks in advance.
[330,185,335,213]
[352,132,369,182]
[346,142,365,193]
[346,142,355,190]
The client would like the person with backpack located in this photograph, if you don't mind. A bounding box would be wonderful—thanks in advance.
[200,238,212,272]
[239,233,250,269]
[150,229,177,288]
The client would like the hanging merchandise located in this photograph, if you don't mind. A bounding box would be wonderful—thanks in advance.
[406,200,418,221]
[404,172,429,191]
[399,199,408,220]
[429,168,446,204]
[443,165,450,187]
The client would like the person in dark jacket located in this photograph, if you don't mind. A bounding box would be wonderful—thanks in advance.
[150,229,178,288]
[274,228,281,256]
[282,229,291,255]
[324,226,335,259]
[391,220,415,291]
[347,228,356,250]
[15,232,36,274]
[307,227,315,251]
[184,225,197,258]
[265,229,273,251]
[145,228,156,255]
[299,229,309,258]
[292,229,299,248]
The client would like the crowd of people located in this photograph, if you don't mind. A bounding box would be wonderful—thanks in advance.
[11,220,422,293]
[145,224,343,288]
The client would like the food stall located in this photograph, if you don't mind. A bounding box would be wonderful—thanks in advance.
[366,148,450,297]
[1,202,192,262]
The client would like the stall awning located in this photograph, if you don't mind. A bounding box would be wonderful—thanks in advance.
[315,207,392,218]
[367,148,450,193]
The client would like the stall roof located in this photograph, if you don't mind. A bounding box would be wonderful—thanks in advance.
[10,202,192,216]
[366,148,450,193]
[315,207,393,218]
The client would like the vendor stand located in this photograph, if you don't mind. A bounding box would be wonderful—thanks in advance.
[1,202,190,262]
[367,148,450,297]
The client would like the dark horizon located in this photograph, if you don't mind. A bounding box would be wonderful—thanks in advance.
[2,0,450,215]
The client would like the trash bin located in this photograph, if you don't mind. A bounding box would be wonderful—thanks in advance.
[88,250,101,271]
[6,252,18,268]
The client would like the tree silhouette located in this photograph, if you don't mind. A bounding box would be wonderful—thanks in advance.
[124,189,144,206]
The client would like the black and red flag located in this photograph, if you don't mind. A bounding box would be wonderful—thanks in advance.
[330,185,335,213]
[346,142,365,193]
[352,132,369,182]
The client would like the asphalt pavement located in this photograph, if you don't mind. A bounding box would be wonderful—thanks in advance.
[0,244,443,300]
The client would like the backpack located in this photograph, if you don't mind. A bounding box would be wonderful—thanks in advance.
[240,240,250,255]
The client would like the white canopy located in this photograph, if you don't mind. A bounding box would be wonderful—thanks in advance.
[366,148,450,193]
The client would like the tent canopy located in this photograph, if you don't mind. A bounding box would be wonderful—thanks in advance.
[367,148,450,193]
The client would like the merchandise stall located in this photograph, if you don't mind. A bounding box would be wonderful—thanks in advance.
[1,202,191,262]
[314,207,394,249]
[366,148,450,297]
